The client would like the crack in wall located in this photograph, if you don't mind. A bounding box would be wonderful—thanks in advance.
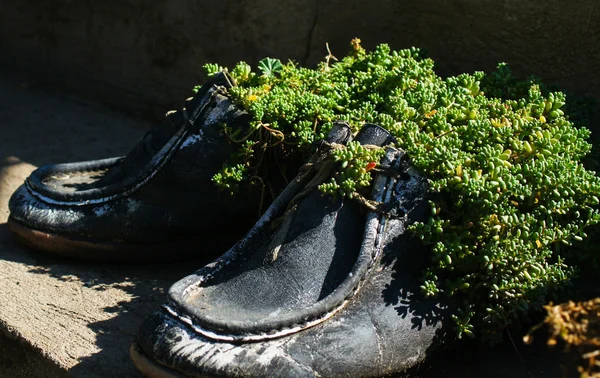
[302,0,320,66]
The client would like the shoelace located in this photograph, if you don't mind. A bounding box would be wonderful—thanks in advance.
[267,140,410,262]
[273,141,408,225]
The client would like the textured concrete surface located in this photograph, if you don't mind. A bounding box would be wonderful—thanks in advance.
[1,0,599,122]
[0,332,68,378]
[0,70,198,377]
[0,68,582,377]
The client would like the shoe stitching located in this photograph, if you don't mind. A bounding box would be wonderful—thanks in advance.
[166,149,406,342]
[26,126,189,205]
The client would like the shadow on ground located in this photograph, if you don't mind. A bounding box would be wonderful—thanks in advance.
[0,220,208,377]
[0,70,193,377]
[0,332,69,378]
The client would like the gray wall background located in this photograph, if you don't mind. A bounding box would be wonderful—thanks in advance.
[1,0,598,121]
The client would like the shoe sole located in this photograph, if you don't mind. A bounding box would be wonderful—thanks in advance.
[130,342,190,378]
[7,216,198,263]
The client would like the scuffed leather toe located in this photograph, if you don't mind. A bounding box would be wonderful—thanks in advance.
[137,265,445,378]
[9,184,88,234]
[137,311,318,378]
[9,182,178,243]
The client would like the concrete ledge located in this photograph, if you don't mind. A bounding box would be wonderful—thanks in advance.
[0,70,194,377]
[0,331,68,378]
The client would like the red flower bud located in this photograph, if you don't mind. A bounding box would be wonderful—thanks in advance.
[365,162,377,172]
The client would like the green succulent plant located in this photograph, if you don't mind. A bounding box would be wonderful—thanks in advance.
[197,39,600,342]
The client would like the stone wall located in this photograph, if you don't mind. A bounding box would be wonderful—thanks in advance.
[1,0,598,120]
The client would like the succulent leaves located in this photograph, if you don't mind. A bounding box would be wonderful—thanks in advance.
[202,40,600,341]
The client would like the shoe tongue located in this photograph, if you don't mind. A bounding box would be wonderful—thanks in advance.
[168,123,401,334]
[173,124,398,331]
[353,123,396,146]
[95,72,236,186]
[138,71,236,157]
[325,122,353,144]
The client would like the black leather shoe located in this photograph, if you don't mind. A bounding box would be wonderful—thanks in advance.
[131,124,449,377]
[8,73,263,262]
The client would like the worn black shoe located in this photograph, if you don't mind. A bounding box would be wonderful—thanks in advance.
[131,124,449,377]
[8,73,263,262]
